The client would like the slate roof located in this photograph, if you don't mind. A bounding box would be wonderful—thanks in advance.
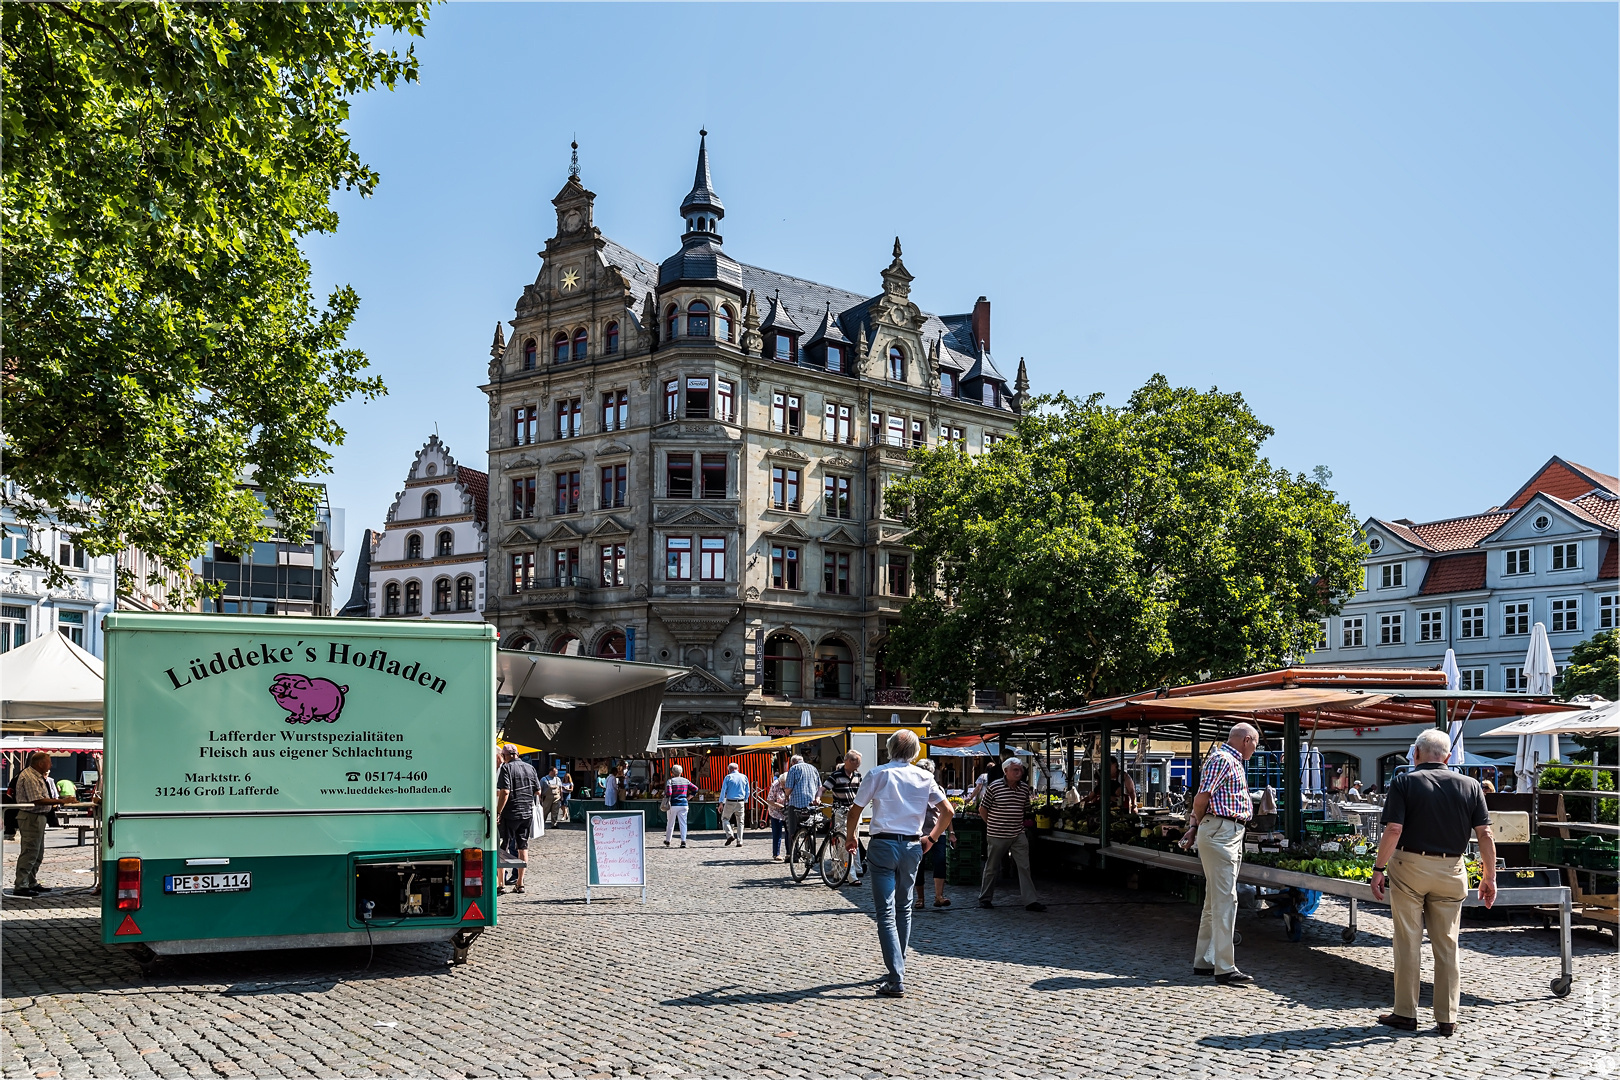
[804,303,850,346]
[601,238,659,309]
[759,291,804,334]
[680,131,724,216]
[457,466,489,528]
[338,529,374,616]
[659,237,744,290]
[965,349,1009,384]
[1418,551,1487,596]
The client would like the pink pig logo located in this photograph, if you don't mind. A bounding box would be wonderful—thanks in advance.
[269,673,348,724]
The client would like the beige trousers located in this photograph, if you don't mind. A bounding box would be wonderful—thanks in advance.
[1389,849,1468,1023]
[720,800,746,840]
[14,812,45,890]
[1193,816,1245,975]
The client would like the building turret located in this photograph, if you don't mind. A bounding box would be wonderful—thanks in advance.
[659,130,743,290]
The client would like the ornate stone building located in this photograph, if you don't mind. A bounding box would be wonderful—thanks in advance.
[367,435,490,622]
[482,136,1031,740]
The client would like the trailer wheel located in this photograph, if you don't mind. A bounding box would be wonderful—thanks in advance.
[1550,975,1572,998]
[1341,927,1357,945]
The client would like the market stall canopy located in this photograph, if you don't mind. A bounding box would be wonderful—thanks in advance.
[0,734,103,756]
[496,650,687,757]
[1480,701,1620,738]
[0,632,104,731]
[983,666,1573,738]
[739,726,928,754]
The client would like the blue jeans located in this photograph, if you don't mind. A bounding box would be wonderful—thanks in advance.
[867,837,924,990]
[771,816,786,857]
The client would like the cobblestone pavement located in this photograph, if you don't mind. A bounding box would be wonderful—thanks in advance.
[3,824,1615,1079]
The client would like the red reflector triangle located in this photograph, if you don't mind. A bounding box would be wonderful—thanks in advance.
[462,901,484,921]
[114,914,142,936]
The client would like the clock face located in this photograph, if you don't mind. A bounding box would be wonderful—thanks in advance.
[560,268,581,292]
[563,209,582,233]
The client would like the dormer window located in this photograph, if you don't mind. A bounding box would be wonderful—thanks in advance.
[605,321,619,354]
[984,382,999,407]
[940,371,957,397]
[717,305,734,343]
[572,328,588,360]
[687,300,711,337]
[665,305,678,341]
[522,339,537,370]
[826,344,843,373]
[771,332,795,362]
[889,345,905,380]
[552,332,569,364]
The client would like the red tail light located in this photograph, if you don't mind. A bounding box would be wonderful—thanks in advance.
[461,848,483,897]
[116,858,141,911]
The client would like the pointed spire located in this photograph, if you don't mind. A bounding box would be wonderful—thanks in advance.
[569,139,580,181]
[760,289,802,334]
[742,289,763,355]
[742,290,761,332]
[893,236,902,259]
[1014,357,1030,395]
[490,322,506,358]
[679,128,725,239]
[805,301,850,347]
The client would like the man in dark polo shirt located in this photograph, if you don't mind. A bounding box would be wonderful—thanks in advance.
[1370,728,1497,1037]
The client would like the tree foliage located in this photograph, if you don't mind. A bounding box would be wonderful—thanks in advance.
[2,1,429,600]
[1559,630,1619,761]
[886,377,1366,714]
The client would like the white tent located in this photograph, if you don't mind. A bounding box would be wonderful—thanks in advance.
[0,632,104,731]
[1482,700,1620,739]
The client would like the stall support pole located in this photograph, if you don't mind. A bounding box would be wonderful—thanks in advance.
[1433,699,1448,730]
[1065,733,1075,797]
[1189,723,1201,795]
[1099,721,1113,868]
[1284,711,1302,846]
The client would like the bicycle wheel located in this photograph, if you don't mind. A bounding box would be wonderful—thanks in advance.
[819,837,852,887]
[788,830,816,882]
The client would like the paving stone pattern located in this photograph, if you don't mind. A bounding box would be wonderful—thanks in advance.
[2,826,1614,1079]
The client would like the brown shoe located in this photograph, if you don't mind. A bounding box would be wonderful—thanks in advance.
[1377,1013,1418,1031]
[1434,1023,1456,1037]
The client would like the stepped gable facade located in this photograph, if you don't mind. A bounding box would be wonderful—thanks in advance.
[368,435,489,623]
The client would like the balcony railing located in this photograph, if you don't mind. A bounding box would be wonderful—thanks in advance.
[514,574,595,594]
[770,421,804,436]
[873,688,913,705]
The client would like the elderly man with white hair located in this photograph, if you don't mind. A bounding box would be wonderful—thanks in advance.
[663,764,699,848]
[718,762,751,846]
[1370,727,1496,1036]
[843,729,952,997]
[1184,721,1261,985]
[784,752,822,851]
[978,756,1043,911]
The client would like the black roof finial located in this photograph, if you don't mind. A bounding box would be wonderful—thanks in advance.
[569,137,579,180]
[893,236,903,259]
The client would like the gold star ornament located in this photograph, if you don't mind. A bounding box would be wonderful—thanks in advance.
[560,268,580,292]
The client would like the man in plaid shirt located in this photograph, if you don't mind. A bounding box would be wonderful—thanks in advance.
[1183,722,1260,985]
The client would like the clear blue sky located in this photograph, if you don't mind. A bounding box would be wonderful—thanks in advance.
[306,3,1618,598]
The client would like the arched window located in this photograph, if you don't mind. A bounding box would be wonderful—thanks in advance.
[505,632,536,652]
[405,580,422,615]
[605,321,619,355]
[889,345,905,381]
[433,578,451,612]
[548,631,580,655]
[665,305,679,341]
[406,533,423,560]
[687,300,710,337]
[384,582,401,616]
[423,492,439,518]
[436,530,454,557]
[717,305,734,343]
[596,629,627,659]
[814,638,854,700]
[456,576,475,611]
[553,332,569,363]
[522,339,537,370]
[763,633,802,698]
[572,327,588,360]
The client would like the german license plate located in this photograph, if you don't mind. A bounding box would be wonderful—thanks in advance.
[164,872,251,894]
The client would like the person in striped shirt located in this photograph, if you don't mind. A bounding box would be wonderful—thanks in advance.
[1185,721,1260,985]
[977,757,1044,911]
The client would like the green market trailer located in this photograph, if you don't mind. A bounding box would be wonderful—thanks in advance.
[101,614,497,964]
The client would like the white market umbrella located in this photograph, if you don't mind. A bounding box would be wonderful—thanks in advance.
[1483,701,1620,738]
[1442,648,1461,691]
[1515,624,1560,790]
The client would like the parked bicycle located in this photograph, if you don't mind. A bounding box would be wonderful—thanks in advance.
[787,805,866,887]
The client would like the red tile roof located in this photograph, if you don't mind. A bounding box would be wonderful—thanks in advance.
[457,467,489,527]
[1601,540,1618,581]
[1407,512,1512,552]
[1572,491,1620,530]
[1418,551,1488,595]
[1504,457,1620,509]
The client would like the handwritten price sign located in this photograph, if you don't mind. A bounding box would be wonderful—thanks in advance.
[587,811,646,893]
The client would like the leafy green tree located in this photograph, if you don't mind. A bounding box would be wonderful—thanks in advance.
[886,377,1366,714]
[2,2,430,601]
[1559,630,1618,761]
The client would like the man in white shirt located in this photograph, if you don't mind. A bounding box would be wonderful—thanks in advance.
[844,729,953,998]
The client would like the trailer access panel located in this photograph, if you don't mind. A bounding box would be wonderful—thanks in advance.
[100,614,496,962]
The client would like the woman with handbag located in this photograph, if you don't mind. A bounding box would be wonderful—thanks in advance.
[663,765,698,848]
